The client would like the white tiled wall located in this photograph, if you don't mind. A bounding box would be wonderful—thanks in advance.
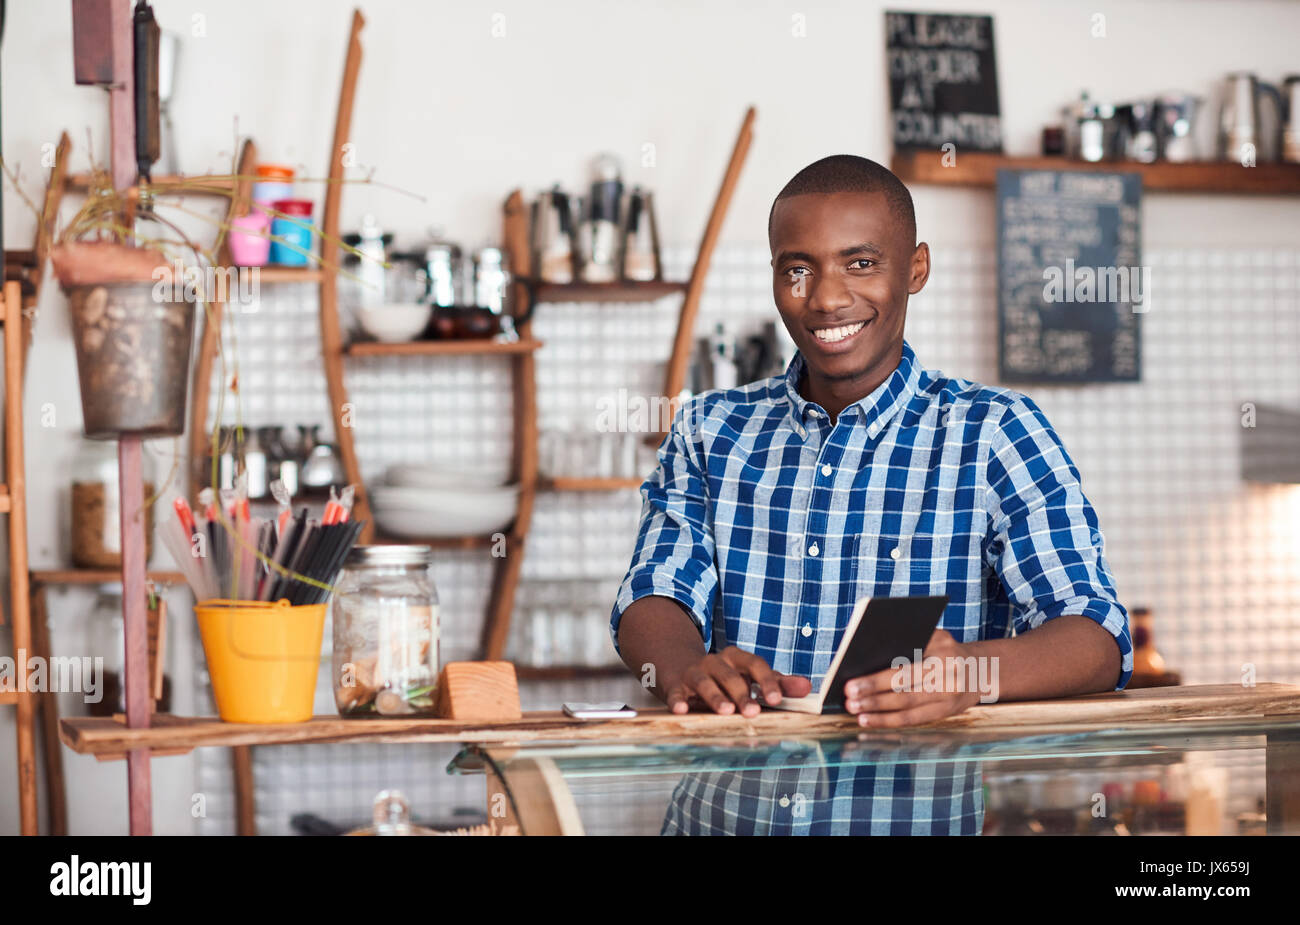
[194,243,1300,834]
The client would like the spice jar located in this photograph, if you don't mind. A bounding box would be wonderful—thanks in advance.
[70,440,154,568]
[332,545,439,716]
[269,199,315,266]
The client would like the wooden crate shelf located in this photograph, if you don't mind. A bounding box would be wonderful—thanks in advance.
[345,337,543,357]
[890,150,1300,195]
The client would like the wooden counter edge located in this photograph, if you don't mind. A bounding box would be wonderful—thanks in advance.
[58,683,1300,758]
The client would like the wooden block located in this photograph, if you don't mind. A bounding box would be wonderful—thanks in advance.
[436,661,521,721]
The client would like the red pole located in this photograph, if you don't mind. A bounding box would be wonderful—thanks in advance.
[106,0,153,836]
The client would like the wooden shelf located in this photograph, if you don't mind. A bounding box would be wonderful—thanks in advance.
[345,337,543,357]
[539,477,643,492]
[31,568,187,587]
[57,684,1300,758]
[0,690,22,706]
[514,665,629,681]
[371,530,520,551]
[253,266,327,283]
[66,172,237,197]
[891,150,1300,195]
[521,279,688,303]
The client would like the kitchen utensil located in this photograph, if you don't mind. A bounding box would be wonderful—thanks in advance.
[385,463,511,490]
[298,425,346,492]
[579,154,623,283]
[1284,75,1300,163]
[355,303,431,342]
[1124,100,1159,163]
[1218,72,1284,163]
[369,483,519,538]
[156,30,180,175]
[346,791,439,836]
[621,187,660,281]
[1154,93,1202,162]
[473,246,510,314]
[431,241,461,307]
[532,186,575,284]
[131,1,161,181]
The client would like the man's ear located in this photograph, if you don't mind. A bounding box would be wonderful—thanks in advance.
[908,242,931,295]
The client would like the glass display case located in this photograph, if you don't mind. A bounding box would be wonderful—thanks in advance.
[450,718,1300,836]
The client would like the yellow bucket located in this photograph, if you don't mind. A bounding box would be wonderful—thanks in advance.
[195,599,327,723]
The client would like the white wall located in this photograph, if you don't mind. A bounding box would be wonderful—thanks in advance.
[3,0,1300,834]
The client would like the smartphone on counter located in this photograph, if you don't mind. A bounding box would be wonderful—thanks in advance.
[562,702,638,719]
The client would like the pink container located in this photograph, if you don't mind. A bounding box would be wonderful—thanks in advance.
[229,211,271,267]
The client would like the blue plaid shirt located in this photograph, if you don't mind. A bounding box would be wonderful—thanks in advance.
[612,340,1131,834]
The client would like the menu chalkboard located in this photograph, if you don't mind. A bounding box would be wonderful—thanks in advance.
[885,11,1002,152]
[997,169,1143,383]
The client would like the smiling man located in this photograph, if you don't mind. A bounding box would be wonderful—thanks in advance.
[610,155,1131,833]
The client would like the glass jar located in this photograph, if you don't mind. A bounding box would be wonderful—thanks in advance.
[70,440,154,568]
[332,545,439,717]
[86,585,171,716]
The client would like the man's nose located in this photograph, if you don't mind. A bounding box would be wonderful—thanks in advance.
[808,273,853,314]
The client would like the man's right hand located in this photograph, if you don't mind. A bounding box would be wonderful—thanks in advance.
[664,646,812,717]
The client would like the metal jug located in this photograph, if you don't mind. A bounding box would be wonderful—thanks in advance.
[532,186,575,284]
[1218,72,1284,164]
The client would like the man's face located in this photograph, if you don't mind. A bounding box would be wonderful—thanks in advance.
[770,190,928,389]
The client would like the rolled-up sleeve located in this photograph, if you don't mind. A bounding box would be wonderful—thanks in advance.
[985,397,1133,689]
[610,401,718,654]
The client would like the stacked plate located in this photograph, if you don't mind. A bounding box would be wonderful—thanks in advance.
[371,465,519,539]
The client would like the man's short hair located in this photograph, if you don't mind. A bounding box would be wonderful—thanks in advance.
[768,154,917,248]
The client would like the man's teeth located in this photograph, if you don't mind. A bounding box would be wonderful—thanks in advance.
[812,321,865,343]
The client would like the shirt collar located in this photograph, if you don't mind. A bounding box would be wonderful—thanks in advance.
[783,340,922,436]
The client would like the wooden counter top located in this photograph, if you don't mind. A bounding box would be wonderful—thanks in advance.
[59,683,1300,759]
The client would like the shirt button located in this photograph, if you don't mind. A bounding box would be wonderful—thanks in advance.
[807,543,819,557]
[801,624,813,638]
[890,546,901,560]
[820,463,832,477]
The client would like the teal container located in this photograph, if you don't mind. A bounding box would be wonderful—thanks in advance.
[269,199,314,266]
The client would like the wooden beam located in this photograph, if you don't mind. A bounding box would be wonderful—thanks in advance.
[318,9,369,539]
[662,106,755,403]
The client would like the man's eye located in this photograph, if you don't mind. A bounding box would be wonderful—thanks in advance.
[786,266,810,278]
[850,259,875,269]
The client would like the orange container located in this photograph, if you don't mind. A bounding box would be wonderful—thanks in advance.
[194,599,326,723]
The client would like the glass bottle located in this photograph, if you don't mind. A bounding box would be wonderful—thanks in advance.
[332,545,440,716]
[70,440,154,568]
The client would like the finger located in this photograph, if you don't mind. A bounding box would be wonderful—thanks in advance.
[684,670,735,715]
[845,689,921,714]
[725,649,783,705]
[710,661,761,716]
[777,673,813,697]
[665,683,691,714]
[843,665,907,701]
[857,698,955,729]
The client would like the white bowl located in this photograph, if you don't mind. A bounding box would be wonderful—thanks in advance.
[355,303,431,343]
[385,463,510,490]
[371,484,519,538]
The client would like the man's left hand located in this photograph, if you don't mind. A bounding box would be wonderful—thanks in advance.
[842,629,981,727]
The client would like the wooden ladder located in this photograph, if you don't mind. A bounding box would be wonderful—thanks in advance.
[1,278,37,834]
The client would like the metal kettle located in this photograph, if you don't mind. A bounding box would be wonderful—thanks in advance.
[1218,72,1285,164]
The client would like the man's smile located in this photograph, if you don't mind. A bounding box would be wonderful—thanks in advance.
[808,317,872,351]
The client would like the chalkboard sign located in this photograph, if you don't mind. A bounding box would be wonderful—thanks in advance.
[997,169,1143,383]
[885,11,1002,152]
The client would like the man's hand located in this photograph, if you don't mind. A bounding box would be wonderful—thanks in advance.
[842,629,981,728]
[665,646,811,717]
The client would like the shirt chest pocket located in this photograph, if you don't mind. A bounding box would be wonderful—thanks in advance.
[855,531,948,596]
